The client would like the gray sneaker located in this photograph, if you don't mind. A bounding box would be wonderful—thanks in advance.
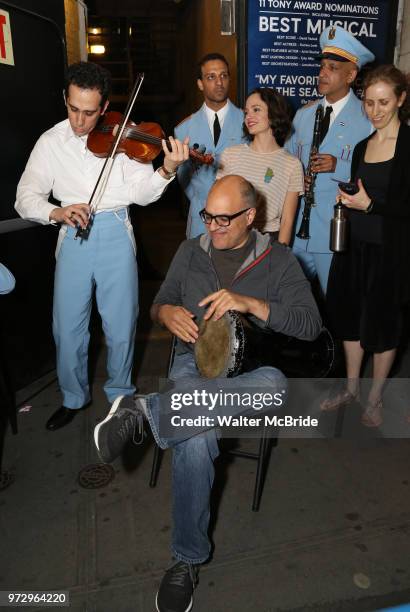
[94,395,145,463]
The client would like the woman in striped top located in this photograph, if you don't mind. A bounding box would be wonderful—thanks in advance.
[216,88,304,245]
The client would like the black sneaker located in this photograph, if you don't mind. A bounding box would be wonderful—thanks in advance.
[156,560,199,612]
[94,395,145,463]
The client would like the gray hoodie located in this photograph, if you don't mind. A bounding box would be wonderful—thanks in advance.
[154,230,322,354]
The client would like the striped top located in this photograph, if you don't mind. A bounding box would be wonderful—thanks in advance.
[216,144,304,232]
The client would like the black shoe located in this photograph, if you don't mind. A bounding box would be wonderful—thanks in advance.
[94,395,146,463]
[156,560,199,612]
[46,406,77,431]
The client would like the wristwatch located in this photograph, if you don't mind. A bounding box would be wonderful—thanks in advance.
[364,199,374,214]
[160,165,177,180]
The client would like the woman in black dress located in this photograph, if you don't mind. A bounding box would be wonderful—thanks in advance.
[323,64,410,427]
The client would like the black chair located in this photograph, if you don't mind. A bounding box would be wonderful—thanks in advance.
[149,337,275,512]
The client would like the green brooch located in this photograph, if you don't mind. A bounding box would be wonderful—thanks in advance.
[264,167,274,183]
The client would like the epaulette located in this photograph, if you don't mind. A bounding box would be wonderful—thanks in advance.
[175,114,192,128]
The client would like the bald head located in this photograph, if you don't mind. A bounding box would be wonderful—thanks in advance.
[209,175,257,210]
[204,175,257,250]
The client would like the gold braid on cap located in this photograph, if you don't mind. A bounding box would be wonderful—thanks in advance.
[322,46,358,64]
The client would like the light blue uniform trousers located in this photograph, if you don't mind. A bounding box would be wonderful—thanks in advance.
[292,242,333,295]
[53,209,138,409]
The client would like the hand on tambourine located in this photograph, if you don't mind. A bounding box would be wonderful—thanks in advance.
[199,290,269,323]
[158,304,199,343]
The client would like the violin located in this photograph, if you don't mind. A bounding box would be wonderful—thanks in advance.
[76,73,209,241]
[87,111,214,166]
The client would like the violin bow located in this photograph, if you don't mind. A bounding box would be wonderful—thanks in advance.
[75,73,145,240]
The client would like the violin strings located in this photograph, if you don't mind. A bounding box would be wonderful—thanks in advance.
[96,124,165,146]
[128,129,165,146]
[93,125,208,158]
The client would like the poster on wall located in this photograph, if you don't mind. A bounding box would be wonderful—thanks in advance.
[246,0,398,109]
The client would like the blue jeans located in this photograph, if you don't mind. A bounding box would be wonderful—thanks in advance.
[144,352,287,564]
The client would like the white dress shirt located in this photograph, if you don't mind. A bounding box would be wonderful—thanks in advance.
[15,119,172,225]
[324,90,351,128]
[203,100,230,136]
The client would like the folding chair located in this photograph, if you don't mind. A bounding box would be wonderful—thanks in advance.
[149,336,275,512]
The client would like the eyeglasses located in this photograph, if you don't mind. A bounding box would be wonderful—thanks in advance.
[199,207,251,227]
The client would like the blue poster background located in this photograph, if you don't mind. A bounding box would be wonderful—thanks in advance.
[247,0,395,109]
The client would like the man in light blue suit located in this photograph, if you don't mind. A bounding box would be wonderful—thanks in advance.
[174,53,245,238]
[286,26,374,294]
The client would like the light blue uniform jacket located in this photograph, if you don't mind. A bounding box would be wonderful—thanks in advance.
[0,263,15,294]
[286,92,372,253]
[174,100,245,238]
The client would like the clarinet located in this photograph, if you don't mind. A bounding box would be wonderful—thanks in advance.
[296,105,324,239]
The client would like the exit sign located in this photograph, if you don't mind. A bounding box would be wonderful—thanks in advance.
[0,9,14,66]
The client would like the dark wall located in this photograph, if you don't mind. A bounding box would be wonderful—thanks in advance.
[0,227,57,390]
[3,0,65,28]
[0,0,67,390]
[0,0,67,221]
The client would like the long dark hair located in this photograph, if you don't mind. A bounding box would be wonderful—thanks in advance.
[243,88,292,147]
[363,64,410,122]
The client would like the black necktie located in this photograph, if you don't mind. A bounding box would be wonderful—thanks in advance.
[213,113,221,146]
[320,106,333,144]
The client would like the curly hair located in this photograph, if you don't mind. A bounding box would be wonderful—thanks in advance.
[243,88,292,147]
[65,61,111,107]
[363,64,410,122]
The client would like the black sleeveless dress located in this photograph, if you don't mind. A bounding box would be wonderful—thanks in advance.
[326,156,401,352]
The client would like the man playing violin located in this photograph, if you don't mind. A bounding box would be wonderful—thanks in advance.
[175,52,245,238]
[15,61,189,431]
[93,175,322,612]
